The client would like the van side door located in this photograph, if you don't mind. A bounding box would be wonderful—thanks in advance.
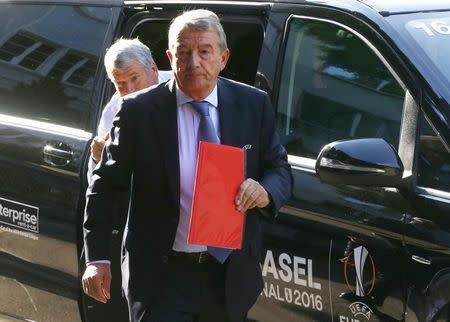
[249,4,413,322]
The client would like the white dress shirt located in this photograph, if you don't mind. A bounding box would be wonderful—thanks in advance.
[172,84,220,253]
[97,72,173,136]
[97,92,121,136]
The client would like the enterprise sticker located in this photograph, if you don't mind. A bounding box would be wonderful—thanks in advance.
[0,197,39,233]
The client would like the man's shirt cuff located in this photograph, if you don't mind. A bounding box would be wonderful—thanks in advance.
[87,260,111,266]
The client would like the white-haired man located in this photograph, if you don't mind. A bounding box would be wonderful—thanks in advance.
[82,10,292,322]
[91,38,160,162]
[84,38,162,319]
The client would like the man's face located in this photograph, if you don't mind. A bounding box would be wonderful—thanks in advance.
[112,59,158,97]
[167,28,229,100]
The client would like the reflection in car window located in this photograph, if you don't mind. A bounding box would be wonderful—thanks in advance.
[0,5,111,130]
[418,114,450,192]
[388,12,450,104]
[276,18,405,159]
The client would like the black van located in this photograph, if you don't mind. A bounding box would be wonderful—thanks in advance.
[0,0,449,321]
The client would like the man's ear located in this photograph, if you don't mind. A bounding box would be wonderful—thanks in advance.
[150,65,159,84]
[166,49,173,64]
[220,48,230,71]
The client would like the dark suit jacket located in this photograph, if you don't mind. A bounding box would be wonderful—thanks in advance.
[84,77,292,322]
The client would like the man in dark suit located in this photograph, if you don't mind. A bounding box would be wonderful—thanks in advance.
[82,9,292,322]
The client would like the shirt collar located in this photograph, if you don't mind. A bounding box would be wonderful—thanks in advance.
[175,82,218,108]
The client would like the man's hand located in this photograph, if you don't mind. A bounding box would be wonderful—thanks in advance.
[235,178,270,212]
[82,263,111,303]
[91,133,110,162]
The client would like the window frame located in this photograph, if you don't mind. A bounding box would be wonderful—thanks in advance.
[275,15,408,169]
[415,110,450,195]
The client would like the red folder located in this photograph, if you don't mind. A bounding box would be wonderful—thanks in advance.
[188,142,244,249]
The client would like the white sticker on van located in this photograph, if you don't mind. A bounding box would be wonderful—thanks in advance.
[260,250,324,311]
[0,197,39,233]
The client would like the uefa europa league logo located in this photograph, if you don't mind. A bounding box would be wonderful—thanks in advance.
[344,245,376,297]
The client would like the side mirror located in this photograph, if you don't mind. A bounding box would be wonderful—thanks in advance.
[315,138,404,186]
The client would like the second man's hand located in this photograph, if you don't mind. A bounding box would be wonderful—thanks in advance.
[236,178,270,212]
[91,132,110,162]
[82,263,111,303]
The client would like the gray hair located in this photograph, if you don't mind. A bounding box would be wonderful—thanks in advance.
[104,38,154,81]
[168,9,227,51]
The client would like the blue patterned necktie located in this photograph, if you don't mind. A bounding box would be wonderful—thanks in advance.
[190,100,232,263]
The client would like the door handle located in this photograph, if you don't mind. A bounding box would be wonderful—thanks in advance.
[43,142,73,166]
[411,255,431,265]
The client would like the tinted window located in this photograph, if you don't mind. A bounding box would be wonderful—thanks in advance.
[417,114,450,192]
[0,4,111,130]
[276,18,405,159]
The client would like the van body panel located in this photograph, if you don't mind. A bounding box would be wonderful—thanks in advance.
[0,1,449,322]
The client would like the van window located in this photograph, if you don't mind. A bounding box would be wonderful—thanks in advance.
[417,114,450,192]
[0,5,111,130]
[276,18,405,159]
[132,18,263,85]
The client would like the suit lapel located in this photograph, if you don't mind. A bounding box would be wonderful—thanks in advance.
[218,78,243,147]
[152,79,180,207]
[151,78,242,211]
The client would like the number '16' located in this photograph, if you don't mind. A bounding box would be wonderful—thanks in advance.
[414,21,450,36]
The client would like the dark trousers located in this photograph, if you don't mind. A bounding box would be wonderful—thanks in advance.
[143,252,232,322]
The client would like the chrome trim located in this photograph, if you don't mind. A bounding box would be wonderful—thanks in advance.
[43,146,74,160]
[319,157,385,173]
[416,186,450,202]
[43,145,73,167]
[288,155,316,173]
[411,255,431,265]
[126,0,271,6]
[0,114,92,140]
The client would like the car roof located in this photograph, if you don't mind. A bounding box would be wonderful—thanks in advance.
[5,0,123,5]
[127,0,450,15]
[9,0,449,13]
[355,0,450,15]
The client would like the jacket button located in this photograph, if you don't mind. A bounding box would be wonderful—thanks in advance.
[161,255,168,263]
